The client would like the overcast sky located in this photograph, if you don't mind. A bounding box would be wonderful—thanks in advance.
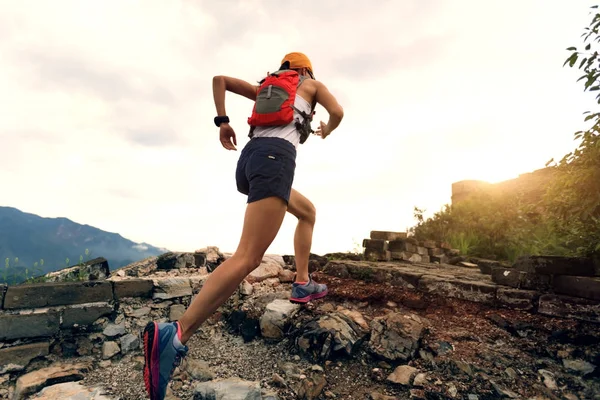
[1,0,598,257]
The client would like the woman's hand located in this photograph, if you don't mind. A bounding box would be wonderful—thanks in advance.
[219,123,237,150]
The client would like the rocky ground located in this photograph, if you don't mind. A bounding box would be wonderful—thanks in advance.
[2,249,599,400]
[81,272,599,400]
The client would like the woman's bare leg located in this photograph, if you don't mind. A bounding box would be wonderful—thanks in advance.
[287,189,316,283]
[178,196,288,345]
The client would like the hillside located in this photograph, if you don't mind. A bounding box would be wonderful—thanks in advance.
[0,206,168,284]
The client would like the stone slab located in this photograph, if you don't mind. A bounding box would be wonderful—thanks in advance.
[514,255,595,276]
[13,362,92,400]
[538,294,600,323]
[428,248,445,257]
[388,241,416,253]
[4,281,113,309]
[346,264,391,283]
[323,262,350,279]
[370,231,407,241]
[364,248,391,262]
[418,275,497,305]
[112,278,154,299]
[491,267,551,290]
[552,276,600,301]
[497,288,539,311]
[362,239,388,251]
[62,302,114,328]
[422,240,437,249]
[0,342,50,373]
[390,270,422,289]
[0,310,60,340]
[152,277,192,300]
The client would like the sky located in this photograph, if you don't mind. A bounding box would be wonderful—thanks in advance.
[0,0,598,257]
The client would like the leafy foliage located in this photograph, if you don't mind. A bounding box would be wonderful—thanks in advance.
[411,6,600,261]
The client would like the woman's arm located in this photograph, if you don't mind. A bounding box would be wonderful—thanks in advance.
[212,75,259,116]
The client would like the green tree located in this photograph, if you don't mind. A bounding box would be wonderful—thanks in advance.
[546,4,600,255]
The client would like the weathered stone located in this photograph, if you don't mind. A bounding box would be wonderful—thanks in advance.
[295,312,368,362]
[471,258,501,275]
[459,261,479,269]
[126,306,151,318]
[389,270,422,289]
[362,239,388,251]
[369,312,423,362]
[103,322,126,337]
[120,333,140,354]
[416,247,429,256]
[294,371,327,400]
[195,246,225,272]
[370,231,407,241]
[156,252,195,270]
[538,369,557,390]
[0,284,5,308]
[0,310,60,340]
[43,257,110,282]
[32,382,112,400]
[491,267,550,290]
[387,365,417,385]
[183,358,215,382]
[418,275,497,305]
[322,262,350,278]
[152,277,192,300]
[428,248,445,256]
[247,261,283,284]
[420,255,430,263]
[337,309,369,331]
[260,299,301,339]
[0,342,50,374]
[562,359,596,376]
[102,341,120,359]
[364,248,391,262]
[4,281,113,309]
[169,304,186,321]
[422,240,436,249]
[390,251,421,263]
[193,252,207,268]
[497,288,539,311]
[370,392,398,400]
[62,302,113,328]
[112,278,154,299]
[347,264,390,283]
[278,269,295,283]
[13,362,91,400]
[194,377,261,400]
[491,268,521,287]
[388,240,416,253]
[430,254,449,264]
[239,280,254,296]
[514,255,595,276]
[553,276,600,301]
[538,294,600,323]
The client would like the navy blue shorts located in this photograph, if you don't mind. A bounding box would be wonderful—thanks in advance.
[235,137,297,204]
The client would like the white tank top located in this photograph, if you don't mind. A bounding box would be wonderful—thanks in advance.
[251,94,312,149]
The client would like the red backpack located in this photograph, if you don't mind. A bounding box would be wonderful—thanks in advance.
[247,69,316,143]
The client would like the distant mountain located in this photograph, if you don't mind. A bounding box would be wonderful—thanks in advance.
[0,206,169,284]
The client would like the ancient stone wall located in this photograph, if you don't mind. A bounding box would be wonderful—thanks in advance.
[451,166,557,205]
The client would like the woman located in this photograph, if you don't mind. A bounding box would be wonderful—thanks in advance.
[143,52,344,400]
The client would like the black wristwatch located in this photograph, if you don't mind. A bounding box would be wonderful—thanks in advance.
[214,116,230,127]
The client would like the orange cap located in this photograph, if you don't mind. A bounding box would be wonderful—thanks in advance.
[281,52,314,78]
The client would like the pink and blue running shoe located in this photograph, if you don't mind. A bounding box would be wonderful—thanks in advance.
[143,321,188,400]
[289,274,328,304]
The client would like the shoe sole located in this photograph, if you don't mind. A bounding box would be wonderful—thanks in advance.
[290,289,328,304]
[143,322,158,400]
